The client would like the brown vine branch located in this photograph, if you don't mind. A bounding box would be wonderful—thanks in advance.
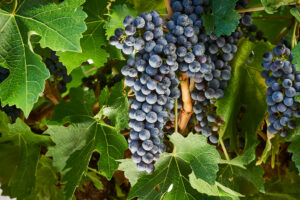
[44,80,61,105]
[178,73,193,133]
[164,0,193,134]
[164,0,173,19]
[274,20,294,44]
[252,16,293,20]
[237,7,265,13]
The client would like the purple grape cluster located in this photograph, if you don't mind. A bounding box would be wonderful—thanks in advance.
[109,11,180,173]
[261,44,300,136]
[168,0,243,143]
[45,52,72,93]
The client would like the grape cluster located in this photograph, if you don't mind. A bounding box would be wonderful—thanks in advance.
[45,52,72,93]
[236,0,266,42]
[168,0,243,143]
[261,44,300,136]
[109,11,180,173]
[0,67,21,121]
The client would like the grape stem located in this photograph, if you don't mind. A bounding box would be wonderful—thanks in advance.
[178,73,194,133]
[219,138,230,161]
[175,98,178,133]
[163,0,194,134]
[291,20,298,49]
[88,167,102,176]
[236,7,265,13]
[44,80,61,105]
[164,0,173,19]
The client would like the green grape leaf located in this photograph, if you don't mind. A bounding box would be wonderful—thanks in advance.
[102,81,130,130]
[216,39,272,153]
[104,4,137,39]
[118,159,147,187]
[0,0,87,116]
[291,43,300,67]
[217,163,265,195]
[203,0,241,36]
[261,0,298,14]
[288,126,300,172]
[170,133,219,184]
[131,0,166,13]
[253,165,300,200]
[57,0,109,73]
[296,94,300,103]
[99,86,109,108]
[290,7,300,21]
[0,112,52,199]
[189,172,244,198]
[25,156,64,200]
[46,88,127,199]
[252,6,292,44]
[126,132,219,199]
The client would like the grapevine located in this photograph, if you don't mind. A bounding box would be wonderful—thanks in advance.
[0,0,299,200]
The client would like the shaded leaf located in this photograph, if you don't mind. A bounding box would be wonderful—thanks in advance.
[252,6,292,44]
[25,156,64,200]
[0,112,52,199]
[47,88,127,199]
[203,0,240,36]
[288,125,300,172]
[217,163,265,195]
[130,0,166,13]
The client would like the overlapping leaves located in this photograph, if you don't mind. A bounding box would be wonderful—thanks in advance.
[120,133,220,199]
[57,0,109,73]
[0,111,52,199]
[47,83,128,199]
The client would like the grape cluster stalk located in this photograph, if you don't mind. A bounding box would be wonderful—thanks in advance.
[168,0,245,143]
[261,44,300,136]
[109,11,180,173]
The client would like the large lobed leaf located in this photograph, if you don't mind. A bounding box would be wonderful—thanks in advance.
[216,39,272,153]
[0,111,52,199]
[119,133,220,199]
[57,0,109,73]
[47,87,127,199]
[0,0,87,117]
[203,0,240,36]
